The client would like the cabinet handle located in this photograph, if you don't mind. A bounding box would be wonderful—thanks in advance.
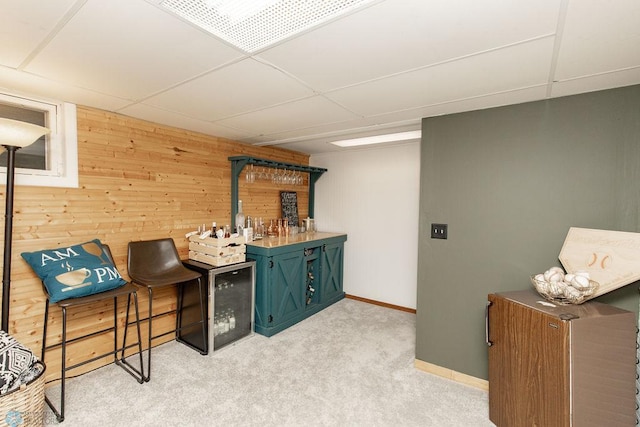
[485,301,493,347]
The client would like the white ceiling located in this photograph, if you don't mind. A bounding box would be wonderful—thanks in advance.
[1,0,639,154]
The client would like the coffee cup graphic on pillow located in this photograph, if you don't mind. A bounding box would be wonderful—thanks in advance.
[56,267,92,291]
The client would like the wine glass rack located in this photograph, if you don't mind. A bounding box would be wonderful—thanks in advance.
[228,156,328,229]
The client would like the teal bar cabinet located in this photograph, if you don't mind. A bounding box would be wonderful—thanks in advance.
[246,232,347,337]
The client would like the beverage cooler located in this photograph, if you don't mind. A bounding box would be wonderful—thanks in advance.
[179,259,255,353]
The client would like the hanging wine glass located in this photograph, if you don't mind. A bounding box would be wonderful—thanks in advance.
[258,167,267,181]
[245,164,255,183]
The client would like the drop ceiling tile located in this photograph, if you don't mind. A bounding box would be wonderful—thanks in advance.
[326,37,555,116]
[410,85,549,118]
[0,65,132,112]
[143,58,314,121]
[257,0,561,91]
[555,0,640,80]
[23,0,243,100]
[262,85,549,154]
[312,85,547,135]
[275,140,345,155]
[551,68,640,99]
[255,121,420,150]
[271,125,422,154]
[252,85,546,147]
[0,0,78,68]
[119,102,256,141]
[251,115,417,144]
[214,96,361,135]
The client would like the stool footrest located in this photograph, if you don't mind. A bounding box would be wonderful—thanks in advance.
[42,290,145,422]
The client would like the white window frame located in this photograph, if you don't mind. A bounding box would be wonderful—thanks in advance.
[0,92,78,188]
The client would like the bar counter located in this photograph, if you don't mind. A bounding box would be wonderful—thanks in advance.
[246,231,347,336]
[246,231,346,250]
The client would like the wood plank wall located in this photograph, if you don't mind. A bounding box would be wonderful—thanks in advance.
[5,106,310,383]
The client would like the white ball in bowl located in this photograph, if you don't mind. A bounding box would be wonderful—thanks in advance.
[548,271,564,283]
[575,270,590,279]
[571,275,591,290]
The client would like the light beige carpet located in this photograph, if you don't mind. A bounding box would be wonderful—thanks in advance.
[46,298,492,426]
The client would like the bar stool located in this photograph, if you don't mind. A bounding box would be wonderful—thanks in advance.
[40,245,144,422]
[127,238,208,382]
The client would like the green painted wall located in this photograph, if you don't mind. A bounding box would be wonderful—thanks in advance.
[416,85,640,380]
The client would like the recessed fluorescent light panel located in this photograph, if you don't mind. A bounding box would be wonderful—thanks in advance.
[330,130,422,148]
[161,0,376,53]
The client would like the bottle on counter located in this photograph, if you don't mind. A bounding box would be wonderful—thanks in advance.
[244,215,253,241]
[235,200,245,235]
[255,217,264,239]
[211,222,217,238]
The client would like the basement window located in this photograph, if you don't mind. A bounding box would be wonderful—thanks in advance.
[0,92,78,188]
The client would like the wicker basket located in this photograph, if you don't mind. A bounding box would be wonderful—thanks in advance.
[0,361,46,427]
[531,275,599,305]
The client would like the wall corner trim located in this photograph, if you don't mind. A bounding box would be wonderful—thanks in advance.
[414,359,488,391]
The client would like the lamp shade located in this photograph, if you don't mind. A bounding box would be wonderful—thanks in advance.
[0,118,50,148]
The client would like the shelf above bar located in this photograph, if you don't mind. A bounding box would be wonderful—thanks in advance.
[228,156,328,229]
[228,155,327,174]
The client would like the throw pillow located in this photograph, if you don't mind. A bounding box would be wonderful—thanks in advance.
[21,239,126,302]
[0,330,38,395]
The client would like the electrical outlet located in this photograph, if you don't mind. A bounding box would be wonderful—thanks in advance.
[431,223,448,239]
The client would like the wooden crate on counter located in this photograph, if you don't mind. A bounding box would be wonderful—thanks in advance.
[188,235,246,267]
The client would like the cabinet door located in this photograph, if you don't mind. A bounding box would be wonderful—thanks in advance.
[269,251,305,326]
[488,294,570,427]
[253,255,271,329]
[319,242,344,304]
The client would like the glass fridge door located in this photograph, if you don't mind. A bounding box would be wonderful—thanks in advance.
[212,265,253,350]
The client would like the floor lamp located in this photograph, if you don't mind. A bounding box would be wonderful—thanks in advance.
[0,118,50,333]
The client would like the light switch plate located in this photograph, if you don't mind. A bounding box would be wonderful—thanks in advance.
[431,223,448,239]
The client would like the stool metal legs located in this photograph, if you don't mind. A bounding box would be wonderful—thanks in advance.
[118,292,145,380]
[143,276,208,382]
[41,293,144,423]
